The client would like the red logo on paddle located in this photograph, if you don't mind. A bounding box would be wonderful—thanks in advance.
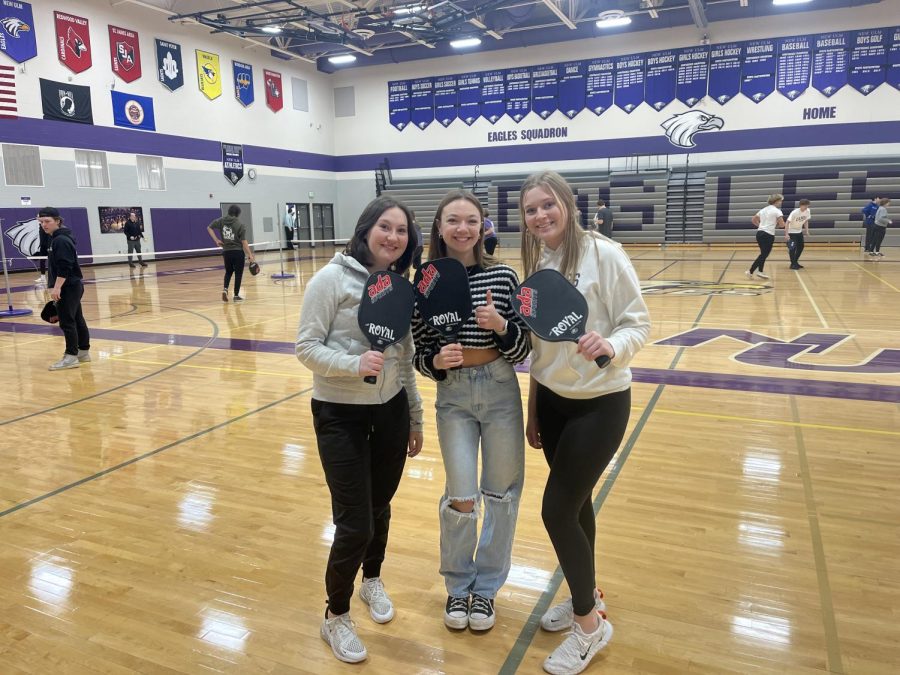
[367,273,393,301]
[417,264,440,298]
[516,286,535,317]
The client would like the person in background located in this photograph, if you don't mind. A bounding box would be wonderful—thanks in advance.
[784,199,811,270]
[283,205,296,251]
[593,199,614,238]
[870,197,891,257]
[746,194,784,280]
[207,205,256,302]
[124,211,148,269]
[862,195,880,254]
[483,209,499,255]
[411,211,424,270]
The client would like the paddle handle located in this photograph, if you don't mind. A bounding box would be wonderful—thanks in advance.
[363,346,384,385]
[594,354,611,369]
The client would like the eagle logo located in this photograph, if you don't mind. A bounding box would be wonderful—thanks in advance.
[660,110,724,148]
[4,218,41,257]
[1,17,30,37]
[67,27,88,57]
[202,63,217,83]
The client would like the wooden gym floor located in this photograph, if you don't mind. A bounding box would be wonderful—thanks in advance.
[1,244,898,674]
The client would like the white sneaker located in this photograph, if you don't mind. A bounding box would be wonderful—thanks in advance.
[540,588,606,632]
[221,289,228,302]
[444,595,469,629]
[320,612,367,663]
[49,353,79,371]
[744,270,753,279]
[358,577,394,624]
[76,349,91,363]
[233,293,244,302]
[755,271,770,280]
[35,274,47,285]
[543,612,614,675]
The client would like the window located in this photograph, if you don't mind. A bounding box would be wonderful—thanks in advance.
[136,154,166,190]
[74,149,110,188]
[2,143,43,186]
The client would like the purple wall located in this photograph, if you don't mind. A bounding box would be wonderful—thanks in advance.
[1,208,92,271]
[150,208,221,256]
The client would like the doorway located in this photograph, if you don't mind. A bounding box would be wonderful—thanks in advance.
[288,203,311,249]
[312,203,335,248]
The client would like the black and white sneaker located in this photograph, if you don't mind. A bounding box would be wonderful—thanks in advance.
[469,594,495,631]
[444,595,469,629]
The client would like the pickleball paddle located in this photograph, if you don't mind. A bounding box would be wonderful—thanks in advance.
[357,270,415,385]
[412,257,472,343]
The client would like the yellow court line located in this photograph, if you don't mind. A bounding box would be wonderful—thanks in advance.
[109,344,169,358]
[112,356,303,379]
[796,272,829,328]
[853,263,900,293]
[642,405,900,438]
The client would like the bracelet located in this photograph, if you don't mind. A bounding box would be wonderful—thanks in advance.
[496,319,508,337]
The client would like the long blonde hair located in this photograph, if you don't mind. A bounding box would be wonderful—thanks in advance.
[519,170,588,281]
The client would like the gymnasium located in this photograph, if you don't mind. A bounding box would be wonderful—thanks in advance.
[1,0,898,672]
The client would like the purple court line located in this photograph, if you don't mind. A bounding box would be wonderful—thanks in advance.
[2,321,898,403]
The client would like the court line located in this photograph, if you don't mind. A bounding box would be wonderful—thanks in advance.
[0,387,313,520]
[790,397,844,674]
[499,252,736,674]
[113,355,303,378]
[795,272,829,328]
[852,263,900,293]
[647,260,679,279]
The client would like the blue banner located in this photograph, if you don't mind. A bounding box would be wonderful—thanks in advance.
[676,47,709,107]
[614,55,644,113]
[849,28,887,94]
[505,67,530,122]
[232,60,253,106]
[410,77,434,129]
[388,80,410,130]
[530,64,558,119]
[741,39,776,102]
[777,35,811,100]
[812,32,848,97]
[559,61,586,119]
[434,75,457,127]
[480,70,505,124]
[457,72,481,126]
[155,38,183,92]
[889,26,900,90]
[645,50,677,111]
[111,90,156,131]
[586,58,614,116]
[0,0,37,63]
[709,42,742,104]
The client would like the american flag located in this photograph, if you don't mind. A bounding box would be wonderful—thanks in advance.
[0,64,17,119]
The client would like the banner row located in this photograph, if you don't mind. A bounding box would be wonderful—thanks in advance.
[388,26,900,129]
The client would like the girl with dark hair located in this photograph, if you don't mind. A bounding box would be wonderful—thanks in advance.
[519,171,650,675]
[411,190,530,631]
[296,196,424,664]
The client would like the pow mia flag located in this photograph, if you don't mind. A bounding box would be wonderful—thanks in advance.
[222,142,243,186]
[155,38,183,91]
[40,77,93,124]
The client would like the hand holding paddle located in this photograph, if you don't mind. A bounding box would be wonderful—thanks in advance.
[434,343,464,370]
[357,270,415,385]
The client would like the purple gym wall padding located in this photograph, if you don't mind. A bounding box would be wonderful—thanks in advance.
[150,208,222,256]
[0,208,92,271]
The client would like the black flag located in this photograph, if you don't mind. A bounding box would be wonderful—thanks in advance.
[222,142,243,186]
[40,78,93,124]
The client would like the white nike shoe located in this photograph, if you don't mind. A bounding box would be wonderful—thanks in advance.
[541,588,606,632]
[543,612,613,675]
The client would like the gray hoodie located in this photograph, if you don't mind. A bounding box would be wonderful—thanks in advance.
[874,205,891,228]
[296,252,423,430]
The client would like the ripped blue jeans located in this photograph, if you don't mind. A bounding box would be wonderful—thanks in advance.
[435,357,525,599]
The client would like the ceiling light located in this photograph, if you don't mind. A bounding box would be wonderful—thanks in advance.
[450,37,482,48]
[394,4,424,15]
[261,25,283,34]
[772,0,812,4]
[596,10,632,28]
[327,54,357,64]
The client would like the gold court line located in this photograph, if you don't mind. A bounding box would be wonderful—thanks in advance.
[112,355,303,379]
[852,262,900,293]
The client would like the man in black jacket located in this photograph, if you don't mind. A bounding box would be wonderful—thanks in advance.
[124,211,147,268]
[40,207,91,370]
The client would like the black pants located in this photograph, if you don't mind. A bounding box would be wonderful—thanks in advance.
[312,389,410,615]
[223,250,245,295]
[127,239,143,264]
[872,225,886,253]
[537,384,630,616]
[484,237,498,255]
[788,233,805,266]
[57,282,90,356]
[750,231,775,273]
[864,224,874,252]
[284,225,294,249]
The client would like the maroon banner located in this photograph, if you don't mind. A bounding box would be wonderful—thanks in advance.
[264,69,283,112]
[55,11,92,74]
[108,25,141,83]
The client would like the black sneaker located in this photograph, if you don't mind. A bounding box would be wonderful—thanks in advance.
[469,594,495,631]
[444,595,469,629]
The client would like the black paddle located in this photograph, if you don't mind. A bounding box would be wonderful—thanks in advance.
[357,270,415,384]
[512,269,611,369]
[412,257,472,344]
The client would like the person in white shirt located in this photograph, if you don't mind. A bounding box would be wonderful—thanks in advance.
[785,199,811,270]
[519,170,651,675]
[746,194,785,280]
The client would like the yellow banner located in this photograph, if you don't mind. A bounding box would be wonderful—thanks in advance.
[196,49,221,100]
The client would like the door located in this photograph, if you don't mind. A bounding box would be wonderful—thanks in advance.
[220,202,253,244]
[312,203,334,248]
[290,202,311,249]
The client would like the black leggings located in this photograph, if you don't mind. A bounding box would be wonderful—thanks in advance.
[537,384,631,616]
[484,237,498,255]
[788,233,805,266]
[871,225,886,253]
[223,250,245,295]
[750,231,775,273]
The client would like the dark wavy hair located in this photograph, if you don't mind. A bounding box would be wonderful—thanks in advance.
[344,196,417,274]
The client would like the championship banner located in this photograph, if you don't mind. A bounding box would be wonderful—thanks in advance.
[40,77,92,124]
[676,47,709,107]
[645,50,677,111]
[889,27,900,90]
[410,77,434,129]
[848,28,886,94]
[434,75,457,127]
[708,42,742,104]
[586,58,614,115]
[155,38,183,91]
[457,72,481,125]
[388,80,410,130]
[222,142,243,186]
[530,64,558,119]
[480,70,505,123]
[741,39,776,102]
[776,35,811,100]
[614,54,644,113]
[812,32,848,96]
[54,11,91,74]
[263,69,282,111]
[233,60,253,106]
[0,0,37,63]
[196,49,220,99]
[108,25,141,83]
[111,90,155,131]
[559,61,586,119]
[505,67,531,122]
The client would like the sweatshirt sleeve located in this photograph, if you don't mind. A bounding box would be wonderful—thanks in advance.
[397,333,424,431]
[52,237,77,279]
[295,267,362,377]
[605,250,651,369]
[412,305,447,381]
